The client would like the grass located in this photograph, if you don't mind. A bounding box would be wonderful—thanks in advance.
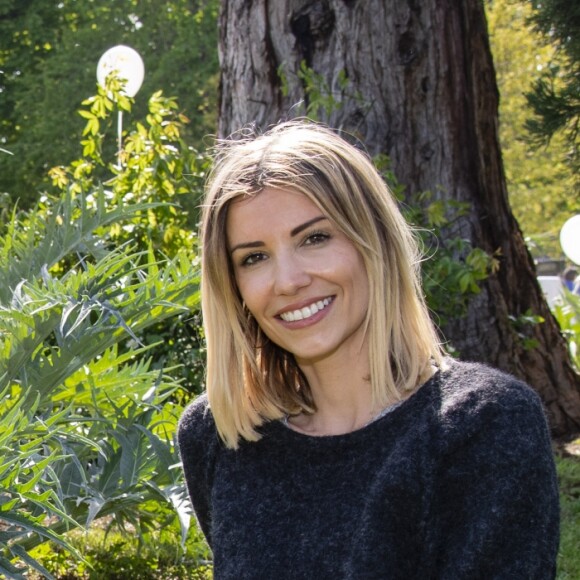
[556,443,580,579]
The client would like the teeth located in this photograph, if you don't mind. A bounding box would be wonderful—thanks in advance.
[280,298,331,322]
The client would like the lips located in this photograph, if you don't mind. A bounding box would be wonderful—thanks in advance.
[278,297,333,322]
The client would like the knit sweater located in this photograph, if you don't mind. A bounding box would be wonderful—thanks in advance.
[177,359,560,579]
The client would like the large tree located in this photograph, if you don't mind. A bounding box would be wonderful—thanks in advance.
[216,0,580,437]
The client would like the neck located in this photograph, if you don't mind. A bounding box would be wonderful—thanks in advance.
[288,389,377,436]
[288,348,438,436]
[290,346,377,436]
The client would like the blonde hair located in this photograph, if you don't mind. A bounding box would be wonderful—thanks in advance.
[201,119,443,448]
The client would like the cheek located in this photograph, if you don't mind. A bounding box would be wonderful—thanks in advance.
[234,274,249,305]
[235,273,265,314]
[346,253,370,300]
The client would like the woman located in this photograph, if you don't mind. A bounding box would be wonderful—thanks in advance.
[178,120,559,579]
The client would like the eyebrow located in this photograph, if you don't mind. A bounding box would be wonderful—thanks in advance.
[229,216,328,254]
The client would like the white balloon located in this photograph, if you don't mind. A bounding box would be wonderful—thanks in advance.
[560,214,580,265]
[97,45,144,97]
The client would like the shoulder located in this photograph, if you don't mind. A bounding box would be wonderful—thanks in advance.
[427,361,559,577]
[177,394,223,547]
[439,357,543,413]
[436,358,549,445]
[177,393,220,455]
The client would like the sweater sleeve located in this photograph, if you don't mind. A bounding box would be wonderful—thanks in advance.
[177,394,219,548]
[431,366,559,579]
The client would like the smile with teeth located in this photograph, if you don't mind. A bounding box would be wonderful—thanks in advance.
[279,297,333,322]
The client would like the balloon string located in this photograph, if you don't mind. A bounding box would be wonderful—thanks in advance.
[117,110,123,168]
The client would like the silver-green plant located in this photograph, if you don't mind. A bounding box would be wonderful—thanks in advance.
[0,191,199,577]
[0,79,202,577]
[552,290,580,372]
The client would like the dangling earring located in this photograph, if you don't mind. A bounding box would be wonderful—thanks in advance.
[243,301,260,347]
[242,301,253,321]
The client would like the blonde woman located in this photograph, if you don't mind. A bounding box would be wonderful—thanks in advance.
[178,120,559,578]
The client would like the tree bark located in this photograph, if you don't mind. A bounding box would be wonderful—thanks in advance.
[217,0,580,437]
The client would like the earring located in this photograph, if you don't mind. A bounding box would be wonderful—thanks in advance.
[242,301,253,321]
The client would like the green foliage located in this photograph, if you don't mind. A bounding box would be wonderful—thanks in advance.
[0,194,200,575]
[29,522,213,579]
[0,394,85,578]
[486,0,579,259]
[551,291,580,372]
[0,0,219,207]
[508,310,545,351]
[50,75,210,396]
[525,0,580,179]
[409,197,498,327]
[374,155,498,328]
[555,454,580,579]
[48,76,208,257]
[296,62,362,120]
[277,61,367,122]
[549,296,580,579]
[0,78,206,575]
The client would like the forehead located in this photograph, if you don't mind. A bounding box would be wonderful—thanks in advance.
[226,187,324,238]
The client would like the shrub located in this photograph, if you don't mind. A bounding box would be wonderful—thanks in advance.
[0,79,205,576]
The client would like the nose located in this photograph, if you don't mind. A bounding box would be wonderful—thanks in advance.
[273,253,311,296]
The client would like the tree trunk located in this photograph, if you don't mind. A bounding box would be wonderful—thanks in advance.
[217,0,580,437]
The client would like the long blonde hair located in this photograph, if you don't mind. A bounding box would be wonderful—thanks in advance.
[200,119,443,448]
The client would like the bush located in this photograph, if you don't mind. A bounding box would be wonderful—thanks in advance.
[552,290,580,372]
[0,79,205,576]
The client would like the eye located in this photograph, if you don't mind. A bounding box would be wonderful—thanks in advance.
[240,251,267,267]
[303,231,330,246]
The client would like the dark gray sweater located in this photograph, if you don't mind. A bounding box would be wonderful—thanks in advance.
[177,360,559,579]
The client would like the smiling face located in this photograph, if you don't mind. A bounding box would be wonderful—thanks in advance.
[226,187,370,368]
